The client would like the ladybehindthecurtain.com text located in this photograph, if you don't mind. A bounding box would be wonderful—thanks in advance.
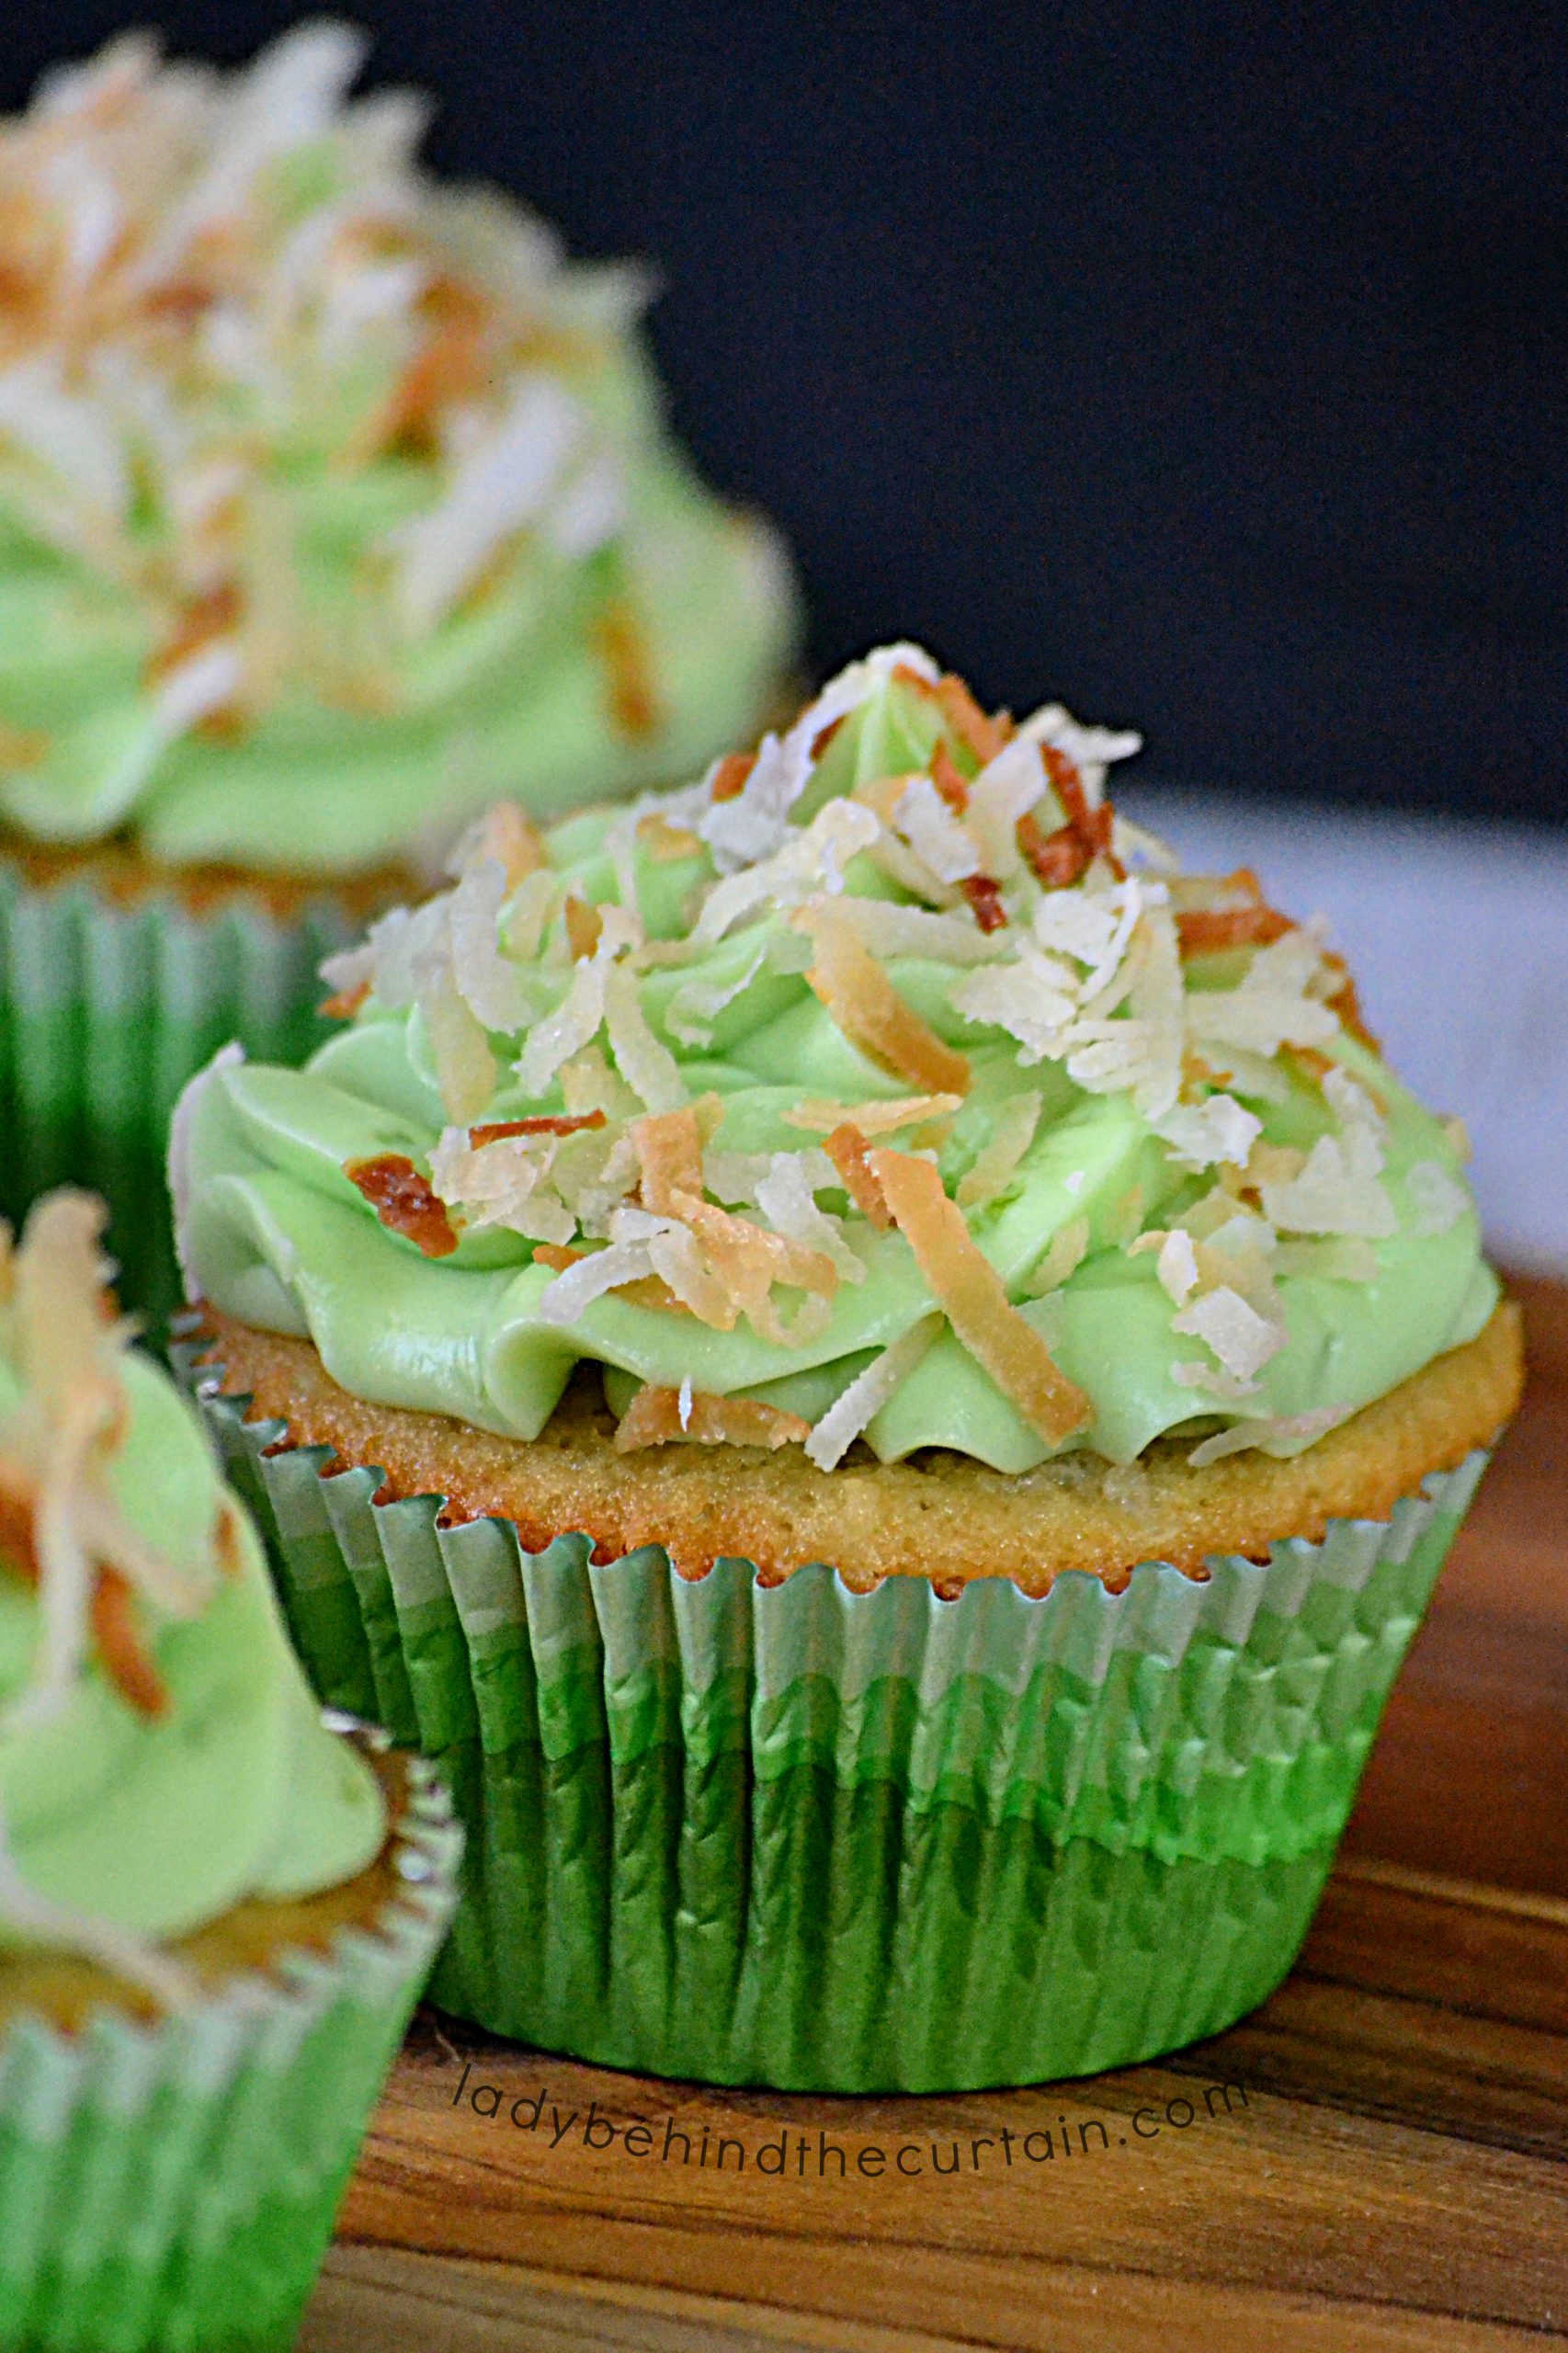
[448,2061,1250,2179]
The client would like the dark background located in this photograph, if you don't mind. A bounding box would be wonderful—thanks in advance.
[6,1,1566,827]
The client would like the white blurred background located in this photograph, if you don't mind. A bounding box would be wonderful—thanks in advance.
[1121,792,1568,1277]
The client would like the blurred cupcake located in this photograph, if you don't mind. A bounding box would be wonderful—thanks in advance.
[0,22,798,1316]
[0,1189,460,2349]
[176,647,1518,2092]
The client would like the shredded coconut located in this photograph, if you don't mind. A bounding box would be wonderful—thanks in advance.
[1187,1404,1353,1467]
[804,1312,944,1470]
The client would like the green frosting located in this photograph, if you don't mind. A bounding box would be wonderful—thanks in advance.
[0,28,797,874]
[177,655,1496,1472]
[0,1332,385,1952]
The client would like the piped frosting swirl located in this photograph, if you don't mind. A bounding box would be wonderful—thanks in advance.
[176,645,1495,1470]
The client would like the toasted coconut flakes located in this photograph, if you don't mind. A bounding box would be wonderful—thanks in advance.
[929,740,971,814]
[675,1196,838,1341]
[448,858,532,1032]
[320,978,369,1020]
[1151,1093,1262,1172]
[633,1104,705,1213]
[1039,743,1113,858]
[1031,879,1140,977]
[1187,927,1339,1058]
[1282,1044,1336,1086]
[963,736,1049,876]
[415,949,497,1123]
[1406,1159,1469,1237]
[643,1220,737,1326]
[560,1043,642,1121]
[949,949,1077,1064]
[0,1193,220,1743]
[830,898,1004,965]
[695,801,881,940]
[1258,1072,1396,1239]
[1441,1114,1472,1164]
[1022,1214,1090,1297]
[1145,1227,1200,1306]
[471,1111,606,1143]
[892,773,983,884]
[563,895,604,961]
[429,1128,574,1244]
[637,812,705,863]
[614,1385,810,1453]
[824,1124,892,1229]
[796,901,971,1097]
[1320,952,1380,1051]
[1017,810,1089,888]
[537,1236,656,1321]
[448,801,545,890]
[533,1243,585,1271]
[346,1154,459,1257]
[500,868,562,965]
[755,1154,865,1285]
[1176,904,1294,955]
[392,372,589,635]
[804,1311,944,1470]
[1187,1404,1352,1468]
[665,939,768,1049]
[956,1089,1043,1210]
[1170,1284,1283,1385]
[868,1148,1092,1445]
[933,671,1008,763]
[591,596,661,739]
[514,955,609,1097]
[959,873,1007,932]
[785,1092,962,1137]
[708,751,757,803]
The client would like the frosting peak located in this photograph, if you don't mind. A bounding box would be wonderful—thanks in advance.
[177,647,1495,1471]
[0,1188,385,1983]
[0,24,796,867]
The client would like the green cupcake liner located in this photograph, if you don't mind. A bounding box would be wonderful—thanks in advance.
[0,1737,460,2353]
[184,1342,1486,2093]
[0,863,351,1336]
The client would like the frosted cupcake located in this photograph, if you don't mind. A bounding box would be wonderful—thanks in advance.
[0,1190,460,2349]
[0,23,797,1314]
[176,646,1519,2091]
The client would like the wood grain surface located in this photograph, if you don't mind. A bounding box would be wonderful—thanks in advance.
[299,1279,1568,2353]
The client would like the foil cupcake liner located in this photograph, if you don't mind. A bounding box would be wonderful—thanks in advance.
[0,1734,460,2353]
[184,1339,1487,2095]
[0,863,350,1333]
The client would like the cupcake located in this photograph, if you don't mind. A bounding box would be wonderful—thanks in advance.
[175,643,1520,2093]
[0,1189,460,2349]
[0,22,797,1319]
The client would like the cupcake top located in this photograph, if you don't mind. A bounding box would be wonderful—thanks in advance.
[0,24,795,875]
[176,644,1496,1471]
[0,1190,384,1996]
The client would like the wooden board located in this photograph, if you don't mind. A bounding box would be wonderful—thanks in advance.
[300,1279,1568,2352]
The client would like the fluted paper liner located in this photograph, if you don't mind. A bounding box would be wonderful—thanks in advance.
[184,1341,1487,2094]
[0,864,350,1331]
[0,1739,460,2353]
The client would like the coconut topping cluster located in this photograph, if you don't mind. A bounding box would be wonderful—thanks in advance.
[0,23,652,738]
[0,1191,239,2000]
[319,643,1469,1467]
